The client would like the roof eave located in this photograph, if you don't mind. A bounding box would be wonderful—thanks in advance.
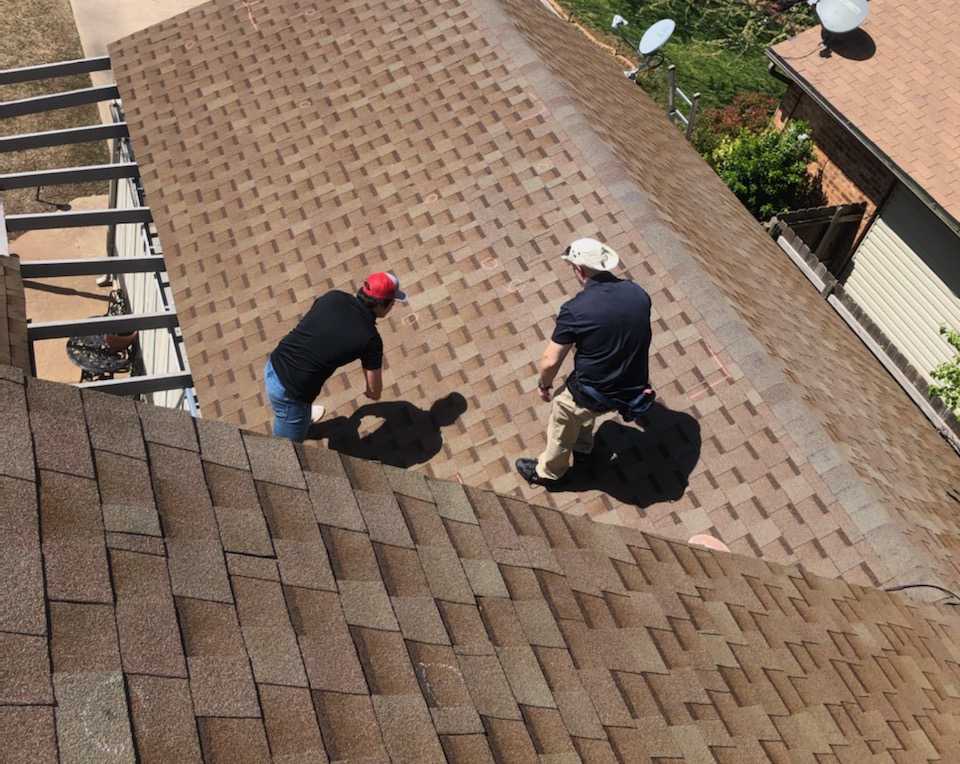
[766,47,960,237]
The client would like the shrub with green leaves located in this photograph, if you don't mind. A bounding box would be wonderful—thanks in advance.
[694,91,779,156]
[709,120,817,220]
[930,327,960,414]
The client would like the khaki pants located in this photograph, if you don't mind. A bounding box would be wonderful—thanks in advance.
[536,387,598,480]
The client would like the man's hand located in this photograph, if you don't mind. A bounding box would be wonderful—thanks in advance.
[536,341,572,402]
[363,368,383,401]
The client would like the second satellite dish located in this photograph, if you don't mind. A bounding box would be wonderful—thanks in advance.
[816,0,869,34]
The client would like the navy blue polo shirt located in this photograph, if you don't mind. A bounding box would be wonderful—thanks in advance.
[552,273,652,401]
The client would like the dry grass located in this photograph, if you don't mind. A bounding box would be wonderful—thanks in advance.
[0,0,109,219]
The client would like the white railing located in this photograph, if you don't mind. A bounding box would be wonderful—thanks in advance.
[666,65,700,140]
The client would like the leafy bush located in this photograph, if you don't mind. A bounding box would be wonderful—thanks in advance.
[694,91,779,155]
[710,120,817,220]
[930,327,960,414]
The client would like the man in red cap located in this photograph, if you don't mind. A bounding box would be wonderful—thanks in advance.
[264,271,405,441]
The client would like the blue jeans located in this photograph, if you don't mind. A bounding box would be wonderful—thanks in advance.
[264,359,311,442]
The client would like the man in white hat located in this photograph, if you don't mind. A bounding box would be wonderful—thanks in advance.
[516,238,654,486]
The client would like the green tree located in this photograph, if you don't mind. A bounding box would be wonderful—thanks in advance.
[710,120,817,220]
[930,326,960,414]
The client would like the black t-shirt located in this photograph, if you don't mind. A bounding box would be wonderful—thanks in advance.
[270,291,383,403]
[552,273,652,400]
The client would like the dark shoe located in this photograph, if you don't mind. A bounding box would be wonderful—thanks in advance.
[572,450,593,466]
[515,458,560,487]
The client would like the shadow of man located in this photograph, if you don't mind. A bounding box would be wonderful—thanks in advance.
[310,393,468,468]
[543,401,702,508]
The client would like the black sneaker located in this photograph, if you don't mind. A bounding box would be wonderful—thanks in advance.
[515,458,560,487]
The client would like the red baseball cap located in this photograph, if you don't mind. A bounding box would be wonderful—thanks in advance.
[361,271,406,302]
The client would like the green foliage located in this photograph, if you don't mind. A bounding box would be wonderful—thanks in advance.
[694,91,778,155]
[561,0,815,110]
[709,120,816,220]
[929,327,960,414]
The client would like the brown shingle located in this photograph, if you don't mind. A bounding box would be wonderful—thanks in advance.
[439,601,494,656]
[339,579,399,630]
[323,526,382,582]
[522,706,576,754]
[355,489,415,548]
[205,463,273,556]
[458,653,522,720]
[483,716,539,762]
[27,378,93,478]
[393,596,451,645]
[419,545,475,604]
[260,685,329,762]
[243,432,306,488]
[0,379,34,482]
[352,626,420,695]
[127,676,202,763]
[176,597,260,717]
[231,575,307,686]
[136,400,197,452]
[149,443,232,602]
[197,718,270,764]
[440,733,497,763]
[110,549,186,678]
[373,693,446,763]
[304,470,367,531]
[39,470,111,603]
[285,586,367,694]
[0,632,52,703]
[375,543,430,596]
[0,475,44,635]
[49,603,121,673]
[225,553,279,581]
[312,691,390,762]
[96,450,161,537]
[53,671,135,763]
[259,481,336,590]
[197,416,249,470]
[82,390,146,460]
[0,707,57,763]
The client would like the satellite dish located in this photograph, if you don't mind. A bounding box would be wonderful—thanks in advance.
[639,19,676,56]
[611,14,628,30]
[816,0,869,34]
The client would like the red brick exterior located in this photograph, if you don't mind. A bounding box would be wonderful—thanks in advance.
[776,84,896,241]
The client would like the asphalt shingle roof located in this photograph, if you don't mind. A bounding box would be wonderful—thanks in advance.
[2,362,960,761]
[771,0,960,227]
[103,0,960,591]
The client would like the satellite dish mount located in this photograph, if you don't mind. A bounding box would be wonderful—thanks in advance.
[611,16,676,80]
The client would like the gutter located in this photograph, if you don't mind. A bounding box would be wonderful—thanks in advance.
[766,49,960,239]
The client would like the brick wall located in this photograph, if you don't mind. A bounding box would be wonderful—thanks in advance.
[776,84,896,242]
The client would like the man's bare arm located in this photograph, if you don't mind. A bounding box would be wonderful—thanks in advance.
[538,341,573,390]
[364,368,383,400]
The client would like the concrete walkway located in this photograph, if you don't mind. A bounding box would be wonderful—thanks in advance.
[15,195,112,382]
[69,0,206,121]
[69,0,205,62]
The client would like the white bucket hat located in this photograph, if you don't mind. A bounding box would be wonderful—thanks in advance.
[561,238,620,271]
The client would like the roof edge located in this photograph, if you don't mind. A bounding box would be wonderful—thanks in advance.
[766,49,960,238]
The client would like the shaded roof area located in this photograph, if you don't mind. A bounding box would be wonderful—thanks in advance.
[106,0,960,591]
[2,362,960,761]
[770,0,960,227]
